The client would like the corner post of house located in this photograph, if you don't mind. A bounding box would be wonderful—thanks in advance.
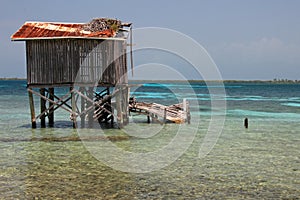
[122,85,129,125]
[28,88,36,128]
[116,85,124,128]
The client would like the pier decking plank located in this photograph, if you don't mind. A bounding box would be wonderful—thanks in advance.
[129,101,190,124]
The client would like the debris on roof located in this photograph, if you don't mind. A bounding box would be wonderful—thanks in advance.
[83,18,122,32]
[11,18,131,41]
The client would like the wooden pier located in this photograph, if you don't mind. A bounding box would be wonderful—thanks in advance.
[11,18,191,128]
[129,98,191,124]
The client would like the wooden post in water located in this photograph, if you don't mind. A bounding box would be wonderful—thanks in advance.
[48,88,54,127]
[183,98,191,124]
[40,88,46,128]
[163,108,167,123]
[116,86,124,128]
[122,86,129,125]
[80,87,86,128]
[186,99,191,124]
[106,87,114,127]
[70,87,76,128]
[87,87,94,128]
[183,98,187,123]
[28,90,36,128]
[147,113,151,123]
[244,118,248,129]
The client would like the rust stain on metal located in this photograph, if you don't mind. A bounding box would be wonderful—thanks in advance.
[11,21,117,40]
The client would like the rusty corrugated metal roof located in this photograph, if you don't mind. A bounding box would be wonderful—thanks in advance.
[11,21,120,41]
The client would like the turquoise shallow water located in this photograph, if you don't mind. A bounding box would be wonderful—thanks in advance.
[0,80,299,199]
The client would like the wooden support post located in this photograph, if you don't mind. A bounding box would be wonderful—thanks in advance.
[163,108,167,123]
[147,113,151,123]
[107,87,114,128]
[183,98,191,124]
[28,90,36,128]
[151,113,154,123]
[28,88,73,113]
[70,87,76,128]
[116,86,123,128]
[244,118,248,129]
[80,87,86,128]
[187,107,191,124]
[40,88,46,128]
[87,87,94,128]
[123,86,129,125]
[110,107,114,128]
[48,88,54,127]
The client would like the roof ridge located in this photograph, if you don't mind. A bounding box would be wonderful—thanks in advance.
[24,21,85,24]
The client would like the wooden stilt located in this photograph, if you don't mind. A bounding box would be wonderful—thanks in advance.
[28,90,36,128]
[87,87,94,128]
[110,107,114,128]
[48,88,54,127]
[106,87,114,127]
[40,88,46,128]
[116,87,124,128]
[27,88,73,113]
[80,87,86,128]
[70,87,76,128]
[123,86,129,125]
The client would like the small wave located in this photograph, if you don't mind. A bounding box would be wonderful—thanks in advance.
[225,96,271,101]
[225,96,295,102]
[142,83,241,89]
[131,92,174,96]
[281,103,300,108]
[135,95,170,99]
[287,97,300,102]
[227,109,300,119]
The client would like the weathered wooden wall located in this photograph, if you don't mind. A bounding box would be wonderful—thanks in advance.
[26,39,127,87]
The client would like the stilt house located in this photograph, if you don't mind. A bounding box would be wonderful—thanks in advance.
[11,18,132,128]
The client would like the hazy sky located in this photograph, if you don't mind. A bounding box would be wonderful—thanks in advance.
[1,0,300,80]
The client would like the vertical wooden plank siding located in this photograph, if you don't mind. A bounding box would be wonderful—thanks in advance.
[25,41,128,91]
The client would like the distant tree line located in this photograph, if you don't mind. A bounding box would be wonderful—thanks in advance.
[272,78,300,83]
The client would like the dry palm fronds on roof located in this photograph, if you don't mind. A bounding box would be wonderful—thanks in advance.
[83,18,122,32]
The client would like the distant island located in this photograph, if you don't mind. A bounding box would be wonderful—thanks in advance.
[130,79,300,84]
[1,77,300,84]
[0,77,26,80]
[221,79,300,84]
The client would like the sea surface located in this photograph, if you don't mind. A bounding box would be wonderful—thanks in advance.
[0,80,299,199]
